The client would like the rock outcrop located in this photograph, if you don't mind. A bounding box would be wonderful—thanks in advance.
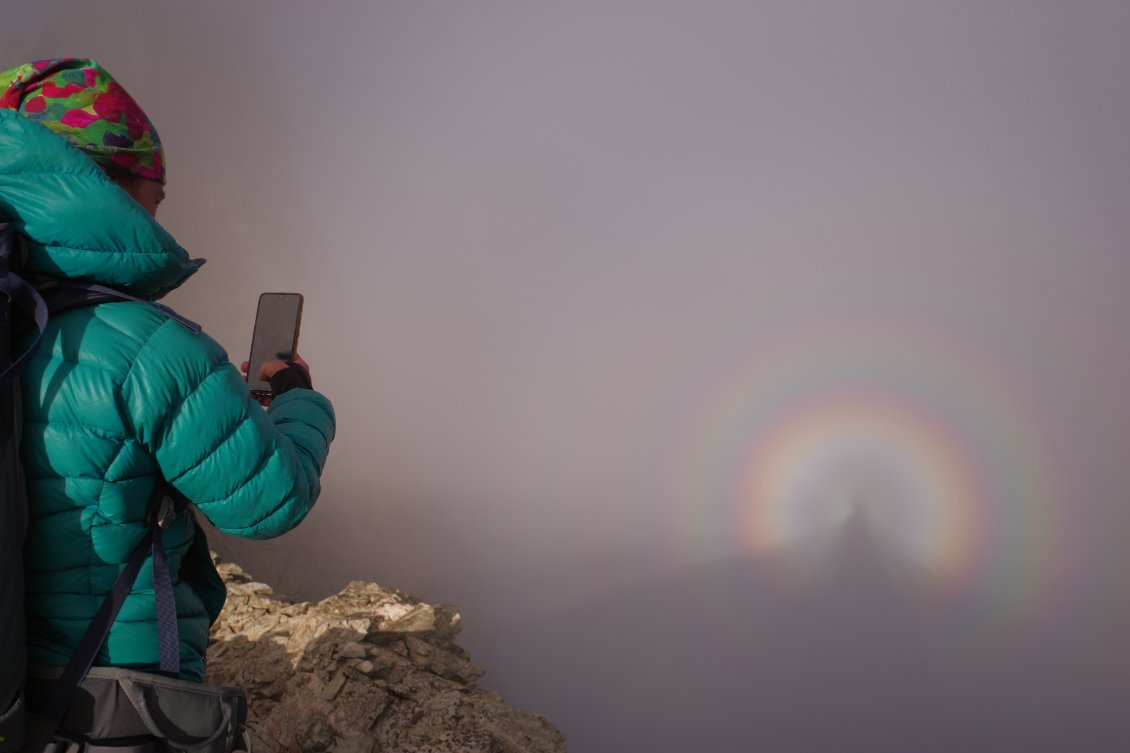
[205,561,566,753]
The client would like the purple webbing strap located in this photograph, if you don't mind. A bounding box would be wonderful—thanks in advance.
[37,485,180,729]
[150,495,180,676]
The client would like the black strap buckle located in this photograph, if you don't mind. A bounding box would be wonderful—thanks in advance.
[155,495,176,531]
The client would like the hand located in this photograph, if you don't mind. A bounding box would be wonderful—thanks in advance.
[240,355,311,382]
[240,355,312,407]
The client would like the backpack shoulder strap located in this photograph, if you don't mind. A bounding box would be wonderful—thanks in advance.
[35,279,202,334]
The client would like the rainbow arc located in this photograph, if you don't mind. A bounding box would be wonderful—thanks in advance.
[663,323,1071,631]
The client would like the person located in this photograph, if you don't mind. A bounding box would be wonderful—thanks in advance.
[0,57,335,684]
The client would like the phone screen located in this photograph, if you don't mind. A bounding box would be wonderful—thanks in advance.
[247,293,303,394]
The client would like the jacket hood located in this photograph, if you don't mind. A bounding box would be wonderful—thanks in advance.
[0,109,202,298]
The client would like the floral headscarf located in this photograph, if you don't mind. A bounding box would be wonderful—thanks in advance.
[0,57,165,183]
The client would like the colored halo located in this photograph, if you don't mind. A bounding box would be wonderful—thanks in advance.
[658,321,1071,632]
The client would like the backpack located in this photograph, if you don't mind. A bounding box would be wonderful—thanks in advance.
[0,215,250,753]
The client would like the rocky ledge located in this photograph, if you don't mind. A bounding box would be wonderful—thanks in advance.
[205,561,566,753]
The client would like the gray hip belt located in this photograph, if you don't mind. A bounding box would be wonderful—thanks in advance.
[24,667,249,753]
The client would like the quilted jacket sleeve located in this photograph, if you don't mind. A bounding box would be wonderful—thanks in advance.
[120,311,336,539]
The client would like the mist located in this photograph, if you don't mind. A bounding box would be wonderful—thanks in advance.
[6,1,1130,750]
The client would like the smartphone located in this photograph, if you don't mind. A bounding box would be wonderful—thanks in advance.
[246,292,303,397]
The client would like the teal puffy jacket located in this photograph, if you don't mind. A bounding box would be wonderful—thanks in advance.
[0,110,336,682]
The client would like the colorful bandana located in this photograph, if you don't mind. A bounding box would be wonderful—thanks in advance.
[0,58,165,183]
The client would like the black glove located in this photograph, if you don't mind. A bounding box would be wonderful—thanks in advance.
[269,360,313,396]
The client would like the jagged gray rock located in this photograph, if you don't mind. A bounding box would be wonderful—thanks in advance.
[205,560,566,753]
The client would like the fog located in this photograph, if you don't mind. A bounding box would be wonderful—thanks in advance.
[6,1,1130,750]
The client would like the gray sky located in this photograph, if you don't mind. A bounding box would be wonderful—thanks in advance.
[7,2,1130,750]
